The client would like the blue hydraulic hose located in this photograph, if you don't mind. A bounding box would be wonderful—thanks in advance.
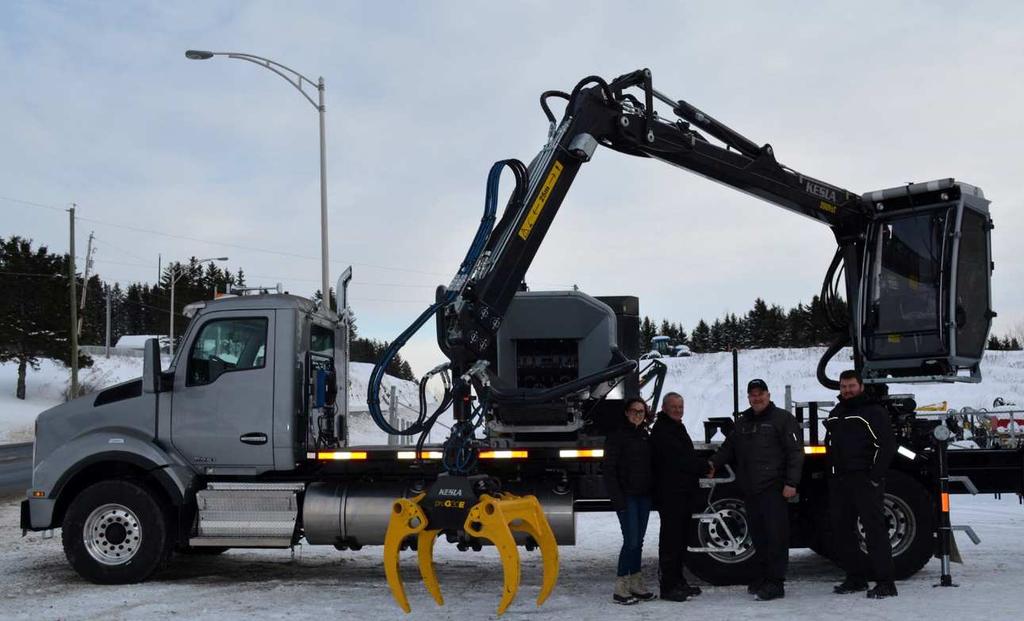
[367,160,519,436]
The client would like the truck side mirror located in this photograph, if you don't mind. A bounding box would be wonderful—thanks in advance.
[143,338,162,394]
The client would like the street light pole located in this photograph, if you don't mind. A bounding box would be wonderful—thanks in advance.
[317,76,330,308]
[168,256,228,357]
[186,50,331,308]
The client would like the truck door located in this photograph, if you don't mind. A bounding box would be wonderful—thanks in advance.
[171,311,275,471]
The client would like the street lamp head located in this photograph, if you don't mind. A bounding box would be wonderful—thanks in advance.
[185,50,215,60]
[214,257,229,261]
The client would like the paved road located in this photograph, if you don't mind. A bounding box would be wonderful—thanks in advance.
[0,443,31,497]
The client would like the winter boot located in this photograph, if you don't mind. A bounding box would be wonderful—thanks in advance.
[659,586,689,602]
[833,577,869,594]
[614,576,639,605]
[680,583,703,597]
[628,573,657,601]
[866,581,898,599]
[747,578,765,595]
[755,580,785,601]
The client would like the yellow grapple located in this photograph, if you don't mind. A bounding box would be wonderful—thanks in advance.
[383,478,559,615]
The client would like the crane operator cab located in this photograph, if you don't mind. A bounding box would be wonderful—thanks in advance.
[858,179,993,383]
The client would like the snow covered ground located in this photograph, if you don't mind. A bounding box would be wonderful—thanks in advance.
[0,493,1020,620]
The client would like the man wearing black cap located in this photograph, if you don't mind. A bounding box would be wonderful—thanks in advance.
[710,378,803,601]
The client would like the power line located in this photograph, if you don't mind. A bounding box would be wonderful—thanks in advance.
[3,194,448,276]
[0,270,68,279]
[2,194,575,288]
[92,235,155,264]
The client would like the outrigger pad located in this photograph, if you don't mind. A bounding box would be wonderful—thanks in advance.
[383,479,559,616]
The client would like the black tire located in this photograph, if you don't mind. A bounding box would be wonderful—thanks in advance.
[812,471,934,580]
[684,491,760,585]
[61,480,174,584]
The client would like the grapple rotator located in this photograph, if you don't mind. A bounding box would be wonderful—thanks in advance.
[384,474,559,615]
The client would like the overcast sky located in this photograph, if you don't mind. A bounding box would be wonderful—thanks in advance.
[3,1,1023,374]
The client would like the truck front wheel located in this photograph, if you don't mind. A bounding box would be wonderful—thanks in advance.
[62,480,173,584]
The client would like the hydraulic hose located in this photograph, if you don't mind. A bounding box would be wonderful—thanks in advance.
[485,356,637,406]
[367,160,524,435]
[816,332,850,391]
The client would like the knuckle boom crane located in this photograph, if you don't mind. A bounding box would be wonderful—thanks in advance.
[372,69,994,613]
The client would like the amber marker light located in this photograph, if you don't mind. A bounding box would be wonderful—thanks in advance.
[479,450,529,459]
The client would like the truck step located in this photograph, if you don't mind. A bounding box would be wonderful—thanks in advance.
[194,482,304,544]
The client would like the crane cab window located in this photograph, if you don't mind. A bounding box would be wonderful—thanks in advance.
[187,317,268,386]
[864,208,951,359]
[954,209,991,358]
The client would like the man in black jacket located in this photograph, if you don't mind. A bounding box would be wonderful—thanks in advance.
[825,369,899,599]
[650,392,712,602]
[710,379,803,601]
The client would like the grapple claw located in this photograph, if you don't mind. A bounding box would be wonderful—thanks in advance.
[416,529,444,605]
[383,479,559,616]
[464,493,560,615]
[383,493,427,614]
[500,494,559,606]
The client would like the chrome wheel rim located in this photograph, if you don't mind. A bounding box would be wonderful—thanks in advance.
[697,498,756,563]
[857,493,916,557]
[83,503,142,565]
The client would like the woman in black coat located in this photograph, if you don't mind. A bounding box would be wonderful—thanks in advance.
[603,397,657,604]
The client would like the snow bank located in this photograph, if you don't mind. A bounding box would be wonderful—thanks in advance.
[3,348,1023,446]
[0,357,431,445]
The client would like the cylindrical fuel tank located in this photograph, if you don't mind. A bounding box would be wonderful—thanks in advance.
[302,482,575,546]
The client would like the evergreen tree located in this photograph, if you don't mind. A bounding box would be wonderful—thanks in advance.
[639,316,657,349]
[674,322,689,346]
[0,236,92,399]
[691,320,711,353]
[709,318,725,352]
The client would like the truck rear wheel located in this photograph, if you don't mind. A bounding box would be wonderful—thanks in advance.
[684,493,760,585]
[62,480,173,584]
[812,470,934,579]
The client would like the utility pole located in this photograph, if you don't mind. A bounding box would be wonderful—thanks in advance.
[157,253,161,285]
[104,285,111,359]
[69,205,78,397]
[76,231,95,337]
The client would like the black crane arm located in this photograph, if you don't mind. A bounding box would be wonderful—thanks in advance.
[441,70,867,378]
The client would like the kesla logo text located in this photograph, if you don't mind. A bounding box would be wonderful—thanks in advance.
[806,181,837,203]
[437,488,464,497]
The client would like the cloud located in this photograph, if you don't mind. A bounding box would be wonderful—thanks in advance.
[2,1,1023,375]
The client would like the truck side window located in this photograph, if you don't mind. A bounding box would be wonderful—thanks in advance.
[187,317,268,386]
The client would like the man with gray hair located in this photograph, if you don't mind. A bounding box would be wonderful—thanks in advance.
[651,392,713,601]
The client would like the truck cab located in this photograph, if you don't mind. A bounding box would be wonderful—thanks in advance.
[22,293,350,581]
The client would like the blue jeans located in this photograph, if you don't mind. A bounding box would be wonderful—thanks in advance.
[616,495,652,576]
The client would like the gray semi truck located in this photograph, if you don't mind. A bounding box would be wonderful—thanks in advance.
[18,68,1024,611]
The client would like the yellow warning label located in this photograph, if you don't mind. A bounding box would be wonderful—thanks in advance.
[819,200,837,214]
[888,334,902,343]
[518,160,564,240]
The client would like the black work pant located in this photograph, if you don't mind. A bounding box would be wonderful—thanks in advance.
[745,487,789,583]
[828,472,894,582]
[657,494,694,591]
